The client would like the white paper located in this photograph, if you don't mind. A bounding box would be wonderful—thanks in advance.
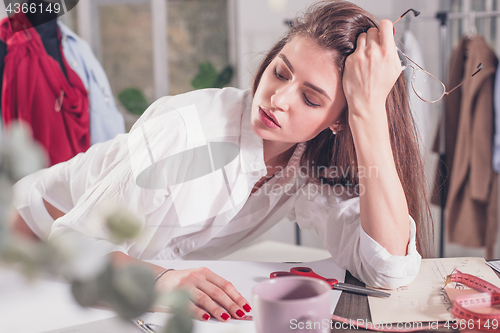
[368,257,500,324]
[141,257,345,333]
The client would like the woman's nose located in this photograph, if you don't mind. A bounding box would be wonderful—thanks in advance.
[270,86,290,112]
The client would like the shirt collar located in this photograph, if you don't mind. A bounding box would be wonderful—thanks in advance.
[239,92,265,174]
[57,21,78,42]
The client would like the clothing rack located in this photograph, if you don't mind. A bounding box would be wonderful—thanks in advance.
[435,10,500,258]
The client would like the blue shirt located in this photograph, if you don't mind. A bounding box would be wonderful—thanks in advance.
[58,22,125,145]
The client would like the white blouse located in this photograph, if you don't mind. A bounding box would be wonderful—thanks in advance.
[14,88,421,289]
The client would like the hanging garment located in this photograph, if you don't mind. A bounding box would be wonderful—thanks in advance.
[430,39,467,207]
[0,19,125,145]
[0,16,66,101]
[402,30,432,148]
[432,35,499,258]
[0,13,90,166]
[58,22,125,145]
[492,60,500,172]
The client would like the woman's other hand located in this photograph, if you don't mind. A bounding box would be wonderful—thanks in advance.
[156,267,251,322]
[342,19,402,119]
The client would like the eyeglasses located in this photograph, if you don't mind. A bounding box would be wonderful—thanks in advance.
[393,9,483,104]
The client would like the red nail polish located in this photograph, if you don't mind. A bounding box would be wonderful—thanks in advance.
[202,313,210,321]
[393,26,395,35]
[221,313,230,321]
[236,309,245,318]
[243,303,252,312]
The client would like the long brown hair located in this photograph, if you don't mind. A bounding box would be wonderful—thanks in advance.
[252,0,433,258]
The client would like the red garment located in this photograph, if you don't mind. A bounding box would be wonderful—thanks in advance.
[0,14,90,166]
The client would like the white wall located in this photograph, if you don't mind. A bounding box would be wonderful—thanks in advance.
[233,0,441,90]
[234,0,316,89]
[234,0,435,90]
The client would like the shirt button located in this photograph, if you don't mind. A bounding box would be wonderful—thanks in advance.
[173,247,180,254]
[72,61,78,67]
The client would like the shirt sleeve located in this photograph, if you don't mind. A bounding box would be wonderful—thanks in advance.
[13,95,186,256]
[292,182,421,289]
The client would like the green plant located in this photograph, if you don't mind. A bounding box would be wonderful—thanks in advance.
[0,123,193,332]
[191,61,234,90]
[118,88,150,116]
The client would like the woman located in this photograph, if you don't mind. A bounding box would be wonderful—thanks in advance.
[11,0,432,323]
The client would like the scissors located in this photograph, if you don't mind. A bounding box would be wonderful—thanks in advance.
[270,267,391,298]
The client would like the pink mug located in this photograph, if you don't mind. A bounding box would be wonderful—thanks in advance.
[252,276,331,333]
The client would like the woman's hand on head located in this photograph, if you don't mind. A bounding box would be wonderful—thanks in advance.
[156,267,251,322]
[342,19,402,119]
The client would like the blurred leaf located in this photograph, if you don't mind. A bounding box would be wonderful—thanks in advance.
[71,263,156,320]
[107,265,156,319]
[72,278,102,307]
[191,62,218,90]
[161,290,191,310]
[105,208,143,243]
[0,121,47,182]
[161,291,193,333]
[164,312,193,333]
[214,65,234,88]
[0,175,13,248]
[0,237,42,279]
[72,263,113,308]
[191,62,233,90]
[118,88,150,116]
[0,119,168,326]
[48,233,108,280]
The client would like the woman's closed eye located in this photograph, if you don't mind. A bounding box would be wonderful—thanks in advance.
[303,94,320,108]
[274,67,321,108]
[274,67,289,81]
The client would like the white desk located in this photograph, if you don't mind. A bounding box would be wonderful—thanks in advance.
[220,240,331,262]
[1,241,334,333]
[0,268,118,333]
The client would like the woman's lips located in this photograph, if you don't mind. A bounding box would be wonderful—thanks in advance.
[259,107,281,129]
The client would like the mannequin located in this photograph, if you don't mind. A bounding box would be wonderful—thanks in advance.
[0,0,67,94]
[0,3,91,165]
[0,0,126,164]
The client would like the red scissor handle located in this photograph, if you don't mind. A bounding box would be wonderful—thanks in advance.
[290,267,322,279]
[269,267,339,286]
[290,267,338,284]
[270,271,295,278]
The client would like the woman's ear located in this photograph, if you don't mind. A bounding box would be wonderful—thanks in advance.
[329,121,345,135]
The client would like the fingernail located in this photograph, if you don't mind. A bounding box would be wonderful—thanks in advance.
[202,313,210,321]
[243,303,252,312]
[221,313,230,321]
[236,309,245,318]
[393,26,395,35]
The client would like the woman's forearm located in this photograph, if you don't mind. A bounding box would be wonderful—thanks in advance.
[43,198,65,220]
[340,20,411,256]
[110,251,166,276]
[349,109,410,256]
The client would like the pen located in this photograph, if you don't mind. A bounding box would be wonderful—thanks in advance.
[136,319,156,333]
